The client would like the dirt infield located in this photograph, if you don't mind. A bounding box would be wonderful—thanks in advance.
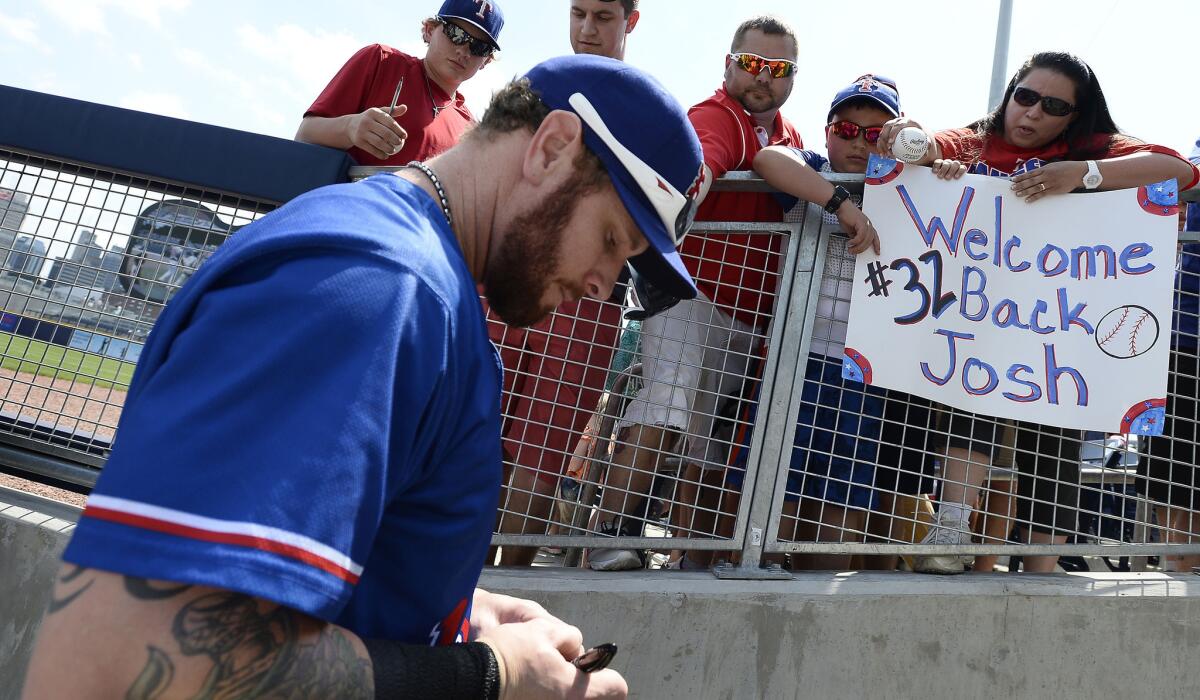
[0,368,126,444]
[0,471,87,508]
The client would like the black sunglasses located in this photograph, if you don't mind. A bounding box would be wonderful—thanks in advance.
[439,19,494,57]
[1012,86,1075,117]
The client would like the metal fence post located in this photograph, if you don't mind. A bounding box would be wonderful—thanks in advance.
[714,200,828,579]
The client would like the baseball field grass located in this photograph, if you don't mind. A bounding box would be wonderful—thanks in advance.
[0,332,136,390]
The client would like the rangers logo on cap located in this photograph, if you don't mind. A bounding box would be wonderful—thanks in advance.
[856,75,881,92]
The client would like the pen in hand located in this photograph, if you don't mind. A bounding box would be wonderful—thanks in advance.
[388,77,404,115]
[572,643,618,673]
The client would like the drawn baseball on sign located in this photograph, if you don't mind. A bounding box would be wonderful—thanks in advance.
[1094,305,1159,359]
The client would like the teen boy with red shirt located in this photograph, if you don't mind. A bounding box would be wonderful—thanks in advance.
[296,0,503,165]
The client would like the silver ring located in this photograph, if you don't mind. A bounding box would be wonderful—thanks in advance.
[1039,183,1046,193]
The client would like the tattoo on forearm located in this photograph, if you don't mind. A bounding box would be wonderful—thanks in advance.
[48,565,95,614]
[124,576,193,600]
[123,586,372,699]
[127,647,175,699]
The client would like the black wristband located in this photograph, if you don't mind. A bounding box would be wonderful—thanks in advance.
[824,185,851,214]
[363,638,500,700]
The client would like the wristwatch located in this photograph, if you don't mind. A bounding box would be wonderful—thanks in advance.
[824,185,852,214]
[1082,160,1103,190]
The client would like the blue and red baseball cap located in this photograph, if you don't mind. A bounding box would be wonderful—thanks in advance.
[438,0,504,50]
[524,55,704,299]
[827,74,901,121]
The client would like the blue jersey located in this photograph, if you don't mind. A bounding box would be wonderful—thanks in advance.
[64,174,503,645]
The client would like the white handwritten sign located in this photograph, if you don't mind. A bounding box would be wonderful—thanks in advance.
[842,155,1179,435]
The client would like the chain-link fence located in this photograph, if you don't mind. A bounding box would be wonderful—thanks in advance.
[487,173,1200,575]
[0,149,274,478]
[4,116,1197,576]
[756,195,1200,574]
[488,218,800,570]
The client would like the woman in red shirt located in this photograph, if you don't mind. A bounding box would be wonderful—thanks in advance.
[876,51,1199,574]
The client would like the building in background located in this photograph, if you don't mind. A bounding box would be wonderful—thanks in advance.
[0,188,28,233]
[6,235,47,280]
[46,230,123,295]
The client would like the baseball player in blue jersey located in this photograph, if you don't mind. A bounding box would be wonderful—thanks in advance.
[23,55,704,700]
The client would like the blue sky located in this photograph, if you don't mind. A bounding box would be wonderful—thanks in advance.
[0,0,1196,157]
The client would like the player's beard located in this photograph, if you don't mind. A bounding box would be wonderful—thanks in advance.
[484,170,596,328]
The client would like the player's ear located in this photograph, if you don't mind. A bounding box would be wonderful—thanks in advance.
[626,10,640,33]
[522,110,584,185]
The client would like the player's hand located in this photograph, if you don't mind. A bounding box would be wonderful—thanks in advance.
[471,589,561,637]
[479,618,628,700]
[346,105,408,160]
[877,117,935,165]
[837,201,880,256]
[931,158,968,180]
[1011,161,1088,203]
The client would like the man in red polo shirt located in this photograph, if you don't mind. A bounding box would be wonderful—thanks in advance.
[589,15,804,570]
[491,0,643,566]
[295,0,503,164]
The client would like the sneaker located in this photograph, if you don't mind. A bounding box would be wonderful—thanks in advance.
[587,519,646,571]
[913,510,973,574]
[664,553,706,571]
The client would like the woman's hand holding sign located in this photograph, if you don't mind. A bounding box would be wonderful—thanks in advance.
[1011,161,1089,203]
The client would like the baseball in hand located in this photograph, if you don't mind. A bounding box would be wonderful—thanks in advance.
[891,127,930,162]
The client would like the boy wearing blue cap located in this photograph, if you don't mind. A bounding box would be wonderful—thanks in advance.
[296,0,503,166]
[24,55,701,700]
[730,76,964,570]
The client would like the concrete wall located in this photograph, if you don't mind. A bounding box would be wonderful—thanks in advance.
[5,495,1200,699]
[479,569,1200,699]
[0,489,75,700]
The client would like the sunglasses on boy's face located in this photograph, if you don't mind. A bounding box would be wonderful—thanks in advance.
[440,20,495,57]
[1011,86,1076,117]
[827,120,883,144]
[726,52,797,79]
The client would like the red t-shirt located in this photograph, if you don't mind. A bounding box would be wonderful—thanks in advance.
[306,45,474,166]
[935,128,1200,189]
[683,87,803,328]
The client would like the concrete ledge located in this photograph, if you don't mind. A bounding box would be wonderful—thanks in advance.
[0,488,79,700]
[479,567,1200,699]
[4,497,1199,699]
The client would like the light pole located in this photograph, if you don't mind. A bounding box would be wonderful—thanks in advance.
[988,0,1013,110]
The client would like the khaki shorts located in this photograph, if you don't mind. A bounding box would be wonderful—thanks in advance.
[619,292,758,470]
